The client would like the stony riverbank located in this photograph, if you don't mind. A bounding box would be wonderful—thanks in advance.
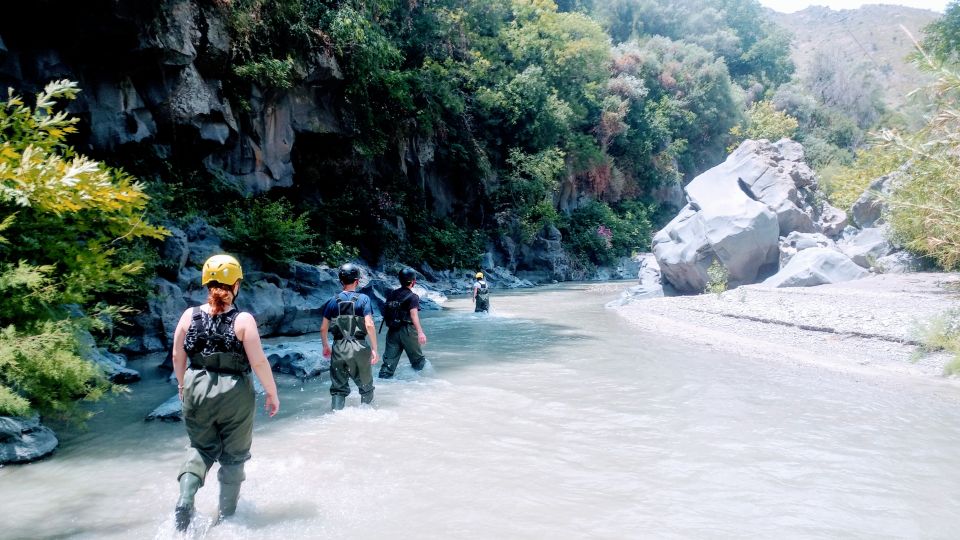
[607,273,960,383]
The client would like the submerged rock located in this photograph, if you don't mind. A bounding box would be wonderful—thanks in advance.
[145,394,182,422]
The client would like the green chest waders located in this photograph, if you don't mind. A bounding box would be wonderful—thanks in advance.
[379,324,426,378]
[176,307,254,529]
[475,282,490,312]
[329,295,374,408]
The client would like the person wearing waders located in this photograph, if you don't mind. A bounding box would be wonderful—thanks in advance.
[473,272,490,313]
[321,263,379,410]
[378,267,428,379]
[171,254,280,532]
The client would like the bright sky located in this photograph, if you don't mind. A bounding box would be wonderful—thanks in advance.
[758,0,948,13]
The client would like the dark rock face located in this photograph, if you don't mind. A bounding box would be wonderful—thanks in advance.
[0,2,345,195]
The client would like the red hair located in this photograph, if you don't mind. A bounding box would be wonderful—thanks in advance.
[207,282,234,316]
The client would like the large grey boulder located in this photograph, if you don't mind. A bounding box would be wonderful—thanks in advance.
[839,227,894,268]
[817,202,848,238]
[144,279,188,350]
[76,329,141,384]
[731,139,820,235]
[778,231,837,267]
[520,225,573,281]
[159,224,189,280]
[653,139,849,293]
[875,251,928,274]
[654,179,780,293]
[762,247,869,287]
[605,253,668,307]
[0,416,58,464]
[265,342,330,378]
[850,172,898,228]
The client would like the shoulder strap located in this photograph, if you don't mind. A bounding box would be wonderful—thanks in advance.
[222,308,241,326]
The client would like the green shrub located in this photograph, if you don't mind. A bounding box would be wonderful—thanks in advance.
[704,259,729,295]
[916,309,960,375]
[413,219,485,270]
[562,200,653,266]
[318,240,360,267]
[728,100,799,151]
[0,322,109,420]
[819,144,907,211]
[223,197,316,266]
[233,56,297,89]
[881,56,960,270]
[0,81,163,419]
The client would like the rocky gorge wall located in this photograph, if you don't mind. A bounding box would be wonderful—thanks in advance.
[0,1,348,195]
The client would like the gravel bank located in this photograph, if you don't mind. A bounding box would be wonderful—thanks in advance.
[609,273,960,384]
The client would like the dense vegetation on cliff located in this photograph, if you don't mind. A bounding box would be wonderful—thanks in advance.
[4,0,960,418]
[205,0,794,270]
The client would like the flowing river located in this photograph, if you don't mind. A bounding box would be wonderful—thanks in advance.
[3,283,960,539]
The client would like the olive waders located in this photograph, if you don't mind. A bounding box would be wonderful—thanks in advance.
[379,324,426,378]
[176,308,254,531]
[475,280,490,313]
[329,294,374,409]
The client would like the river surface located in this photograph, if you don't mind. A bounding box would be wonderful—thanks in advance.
[3,283,960,539]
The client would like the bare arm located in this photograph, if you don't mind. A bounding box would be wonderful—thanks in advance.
[410,308,427,345]
[321,318,331,358]
[236,312,280,417]
[172,309,193,400]
[364,314,379,364]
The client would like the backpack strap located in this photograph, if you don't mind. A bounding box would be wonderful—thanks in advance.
[333,293,364,340]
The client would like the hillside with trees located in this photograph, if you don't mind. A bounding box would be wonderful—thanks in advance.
[4,0,960,422]
[771,4,938,111]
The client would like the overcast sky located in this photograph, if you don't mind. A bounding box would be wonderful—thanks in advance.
[757,0,948,13]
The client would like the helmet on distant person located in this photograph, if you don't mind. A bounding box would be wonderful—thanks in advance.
[399,267,417,286]
[201,254,243,286]
[475,272,484,279]
[339,263,361,284]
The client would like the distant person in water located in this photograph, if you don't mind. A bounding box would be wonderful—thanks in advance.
[378,267,428,379]
[473,272,490,313]
[171,254,280,532]
[321,263,379,410]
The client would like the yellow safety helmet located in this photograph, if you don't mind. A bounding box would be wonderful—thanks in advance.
[475,272,484,279]
[201,254,243,286]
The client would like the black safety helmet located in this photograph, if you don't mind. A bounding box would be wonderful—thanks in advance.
[338,263,361,284]
[398,266,417,286]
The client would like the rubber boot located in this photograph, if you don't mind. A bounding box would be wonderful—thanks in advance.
[360,388,374,405]
[331,395,346,410]
[218,482,242,520]
[175,473,201,532]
